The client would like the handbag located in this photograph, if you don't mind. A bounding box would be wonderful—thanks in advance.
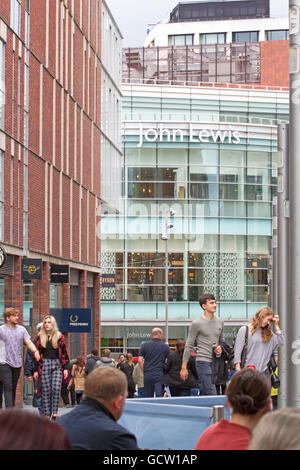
[240,326,249,369]
[32,389,42,409]
[270,369,280,389]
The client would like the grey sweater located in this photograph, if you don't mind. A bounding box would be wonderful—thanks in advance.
[234,325,284,372]
[183,316,225,363]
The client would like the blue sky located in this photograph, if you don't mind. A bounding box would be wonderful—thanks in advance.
[106,0,289,47]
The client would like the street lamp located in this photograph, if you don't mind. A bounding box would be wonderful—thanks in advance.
[162,209,176,345]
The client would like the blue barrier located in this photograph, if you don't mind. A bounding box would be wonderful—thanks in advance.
[118,395,230,450]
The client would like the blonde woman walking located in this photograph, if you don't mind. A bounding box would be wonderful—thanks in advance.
[33,315,69,420]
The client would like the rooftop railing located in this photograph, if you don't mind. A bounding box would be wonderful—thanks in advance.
[122,43,261,85]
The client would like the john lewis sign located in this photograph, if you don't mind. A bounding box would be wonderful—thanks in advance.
[137,123,241,147]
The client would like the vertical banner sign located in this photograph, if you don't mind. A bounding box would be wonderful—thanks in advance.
[22,258,43,280]
[50,264,69,283]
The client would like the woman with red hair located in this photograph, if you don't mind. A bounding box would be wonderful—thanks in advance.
[234,306,284,375]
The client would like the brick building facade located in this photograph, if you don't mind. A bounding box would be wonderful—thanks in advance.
[0,0,122,405]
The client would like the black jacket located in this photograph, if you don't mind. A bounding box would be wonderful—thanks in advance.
[163,351,199,389]
[85,355,100,375]
[119,362,135,392]
[211,342,234,386]
[57,397,138,450]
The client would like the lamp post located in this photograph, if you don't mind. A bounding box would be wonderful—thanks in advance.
[288,0,300,407]
[162,209,175,345]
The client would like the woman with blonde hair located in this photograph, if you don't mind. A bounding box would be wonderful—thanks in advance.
[69,356,86,405]
[33,315,69,420]
[249,408,300,450]
[234,306,284,375]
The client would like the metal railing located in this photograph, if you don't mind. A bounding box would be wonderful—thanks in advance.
[123,43,261,85]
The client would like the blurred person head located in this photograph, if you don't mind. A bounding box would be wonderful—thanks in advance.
[0,409,71,450]
[249,408,300,450]
[39,315,60,349]
[118,353,125,363]
[152,328,163,340]
[250,306,275,343]
[75,356,85,369]
[103,348,111,357]
[91,349,99,356]
[84,367,127,421]
[226,368,271,430]
[126,353,133,364]
[176,338,186,356]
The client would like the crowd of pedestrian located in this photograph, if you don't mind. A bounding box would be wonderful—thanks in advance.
[0,295,298,451]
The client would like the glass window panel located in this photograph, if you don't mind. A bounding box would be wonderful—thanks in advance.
[266,30,288,41]
[189,235,218,252]
[157,148,187,165]
[247,202,271,218]
[220,201,246,217]
[245,184,270,202]
[200,33,225,45]
[127,167,156,181]
[190,149,218,166]
[190,200,218,217]
[128,182,154,198]
[126,238,156,252]
[189,166,218,182]
[188,286,218,301]
[157,167,187,182]
[220,235,244,252]
[232,31,258,42]
[246,267,268,285]
[125,147,156,166]
[190,182,218,199]
[247,236,270,254]
[246,255,268,269]
[220,150,246,167]
[247,151,270,168]
[247,286,268,302]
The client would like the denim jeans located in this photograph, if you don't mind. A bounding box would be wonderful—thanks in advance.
[196,361,217,396]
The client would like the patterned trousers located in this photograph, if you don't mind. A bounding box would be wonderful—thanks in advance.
[41,359,62,417]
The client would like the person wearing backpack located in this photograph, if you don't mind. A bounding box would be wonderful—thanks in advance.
[85,349,100,375]
[94,349,116,369]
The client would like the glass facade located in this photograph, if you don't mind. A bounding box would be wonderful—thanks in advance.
[101,83,288,338]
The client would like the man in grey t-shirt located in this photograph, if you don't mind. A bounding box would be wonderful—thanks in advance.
[180,294,224,395]
[0,307,40,407]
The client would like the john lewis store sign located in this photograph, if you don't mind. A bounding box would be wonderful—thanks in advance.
[137,123,241,147]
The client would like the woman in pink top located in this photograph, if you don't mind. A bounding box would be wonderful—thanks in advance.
[195,368,271,450]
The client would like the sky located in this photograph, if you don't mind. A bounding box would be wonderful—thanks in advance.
[106,0,289,47]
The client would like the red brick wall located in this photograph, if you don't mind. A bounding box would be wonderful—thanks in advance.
[260,40,289,87]
[0,0,102,265]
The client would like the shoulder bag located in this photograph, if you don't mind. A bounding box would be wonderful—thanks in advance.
[240,326,249,369]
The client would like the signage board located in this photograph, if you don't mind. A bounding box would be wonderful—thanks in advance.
[22,258,42,280]
[50,264,69,283]
[50,308,91,333]
[101,273,116,288]
[0,246,6,268]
